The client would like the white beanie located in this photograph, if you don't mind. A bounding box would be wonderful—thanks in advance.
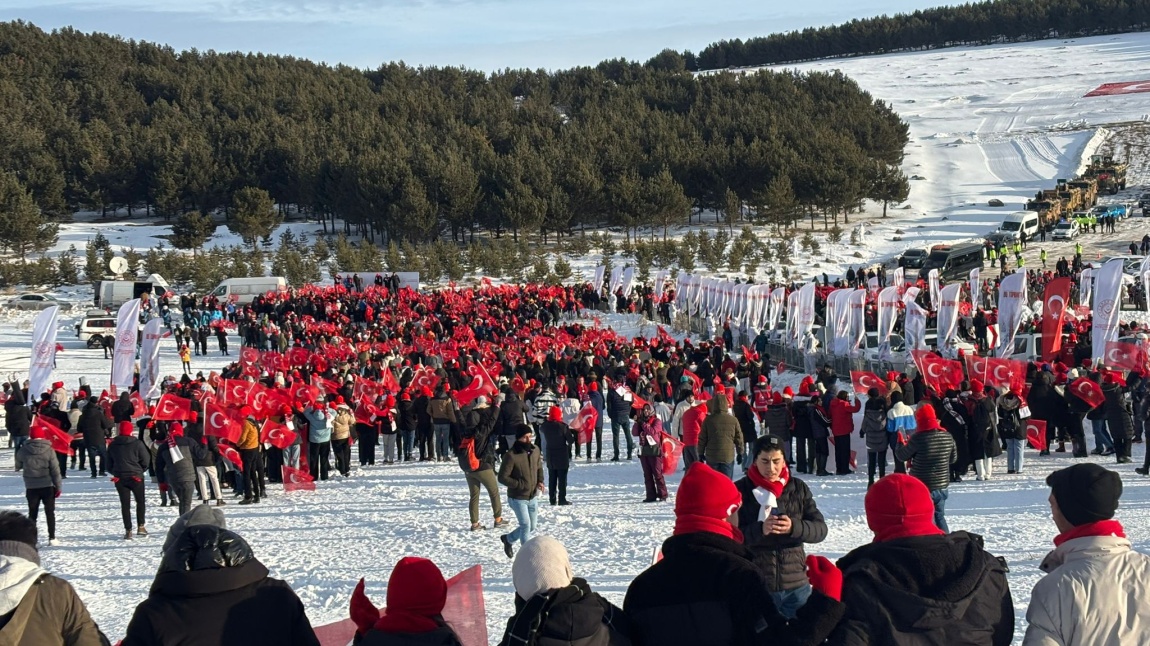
[511,535,573,599]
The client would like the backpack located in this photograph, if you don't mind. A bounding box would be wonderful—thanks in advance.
[457,435,480,472]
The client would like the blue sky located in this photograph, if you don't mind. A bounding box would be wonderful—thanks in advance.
[0,1,951,70]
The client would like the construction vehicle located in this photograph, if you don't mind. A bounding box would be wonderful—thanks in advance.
[1084,154,1128,195]
[1068,178,1099,207]
[1025,194,1063,228]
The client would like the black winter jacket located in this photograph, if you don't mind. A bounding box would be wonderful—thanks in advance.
[790,397,813,439]
[832,531,1014,646]
[606,388,632,422]
[497,394,530,436]
[156,436,204,484]
[1102,381,1134,440]
[355,626,462,646]
[763,404,793,440]
[894,429,956,492]
[457,405,499,473]
[123,525,319,646]
[111,394,134,423]
[498,578,630,646]
[624,531,844,646]
[735,475,827,593]
[106,435,152,479]
[78,406,114,447]
[4,390,32,436]
[539,420,575,470]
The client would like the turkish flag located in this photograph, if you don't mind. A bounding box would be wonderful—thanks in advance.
[776,361,786,376]
[288,347,311,368]
[261,420,298,449]
[312,375,342,397]
[850,371,888,397]
[219,442,244,472]
[912,350,963,394]
[282,465,315,492]
[985,357,1026,394]
[1041,278,1071,360]
[660,433,684,475]
[247,383,273,418]
[291,381,319,406]
[354,402,380,427]
[204,402,243,444]
[827,435,858,469]
[570,402,599,445]
[218,379,253,408]
[153,393,194,422]
[1068,377,1105,409]
[629,390,649,410]
[964,354,989,382]
[129,391,147,418]
[682,370,702,392]
[1103,341,1148,372]
[32,417,74,456]
[1026,419,1047,451]
[380,367,400,395]
[240,346,260,366]
[411,366,440,393]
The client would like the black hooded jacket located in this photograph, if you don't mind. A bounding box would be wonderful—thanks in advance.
[498,578,630,646]
[832,531,1014,645]
[123,525,319,646]
[4,389,32,436]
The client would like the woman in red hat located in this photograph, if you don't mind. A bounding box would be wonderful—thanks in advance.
[349,557,462,645]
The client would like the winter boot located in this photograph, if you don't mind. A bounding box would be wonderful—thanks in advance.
[216,499,227,506]
[1055,441,1066,453]
[500,534,514,559]
[124,529,133,540]
[136,525,148,537]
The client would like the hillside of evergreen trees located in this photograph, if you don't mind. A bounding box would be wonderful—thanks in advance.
[0,21,908,250]
[686,0,1150,71]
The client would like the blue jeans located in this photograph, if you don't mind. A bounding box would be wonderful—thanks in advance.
[708,460,735,480]
[1092,418,1114,452]
[506,497,538,546]
[769,583,812,620]
[400,430,415,459]
[282,445,300,469]
[1006,438,1025,472]
[930,488,949,533]
[12,436,27,454]
[434,423,451,460]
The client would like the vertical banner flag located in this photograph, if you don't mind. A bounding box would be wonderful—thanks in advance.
[969,268,980,310]
[767,288,785,336]
[785,291,799,346]
[1140,255,1150,312]
[928,269,941,310]
[905,302,927,352]
[937,283,963,348]
[1041,277,1072,361]
[1091,259,1125,364]
[892,267,905,290]
[28,306,59,401]
[1079,268,1093,307]
[824,289,840,356]
[796,282,817,343]
[591,266,605,291]
[138,318,165,400]
[849,289,868,354]
[996,272,1028,358]
[877,286,900,359]
[111,299,141,391]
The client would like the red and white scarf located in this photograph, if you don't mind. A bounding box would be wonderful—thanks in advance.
[747,463,789,521]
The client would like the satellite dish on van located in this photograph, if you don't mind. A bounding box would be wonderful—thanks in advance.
[108,257,129,275]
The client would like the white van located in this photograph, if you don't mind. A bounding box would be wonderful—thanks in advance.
[211,277,288,304]
[997,212,1040,241]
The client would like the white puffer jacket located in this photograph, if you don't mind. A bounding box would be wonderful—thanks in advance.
[1023,534,1150,645]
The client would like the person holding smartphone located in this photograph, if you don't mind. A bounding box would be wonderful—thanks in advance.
[735,434,828,619]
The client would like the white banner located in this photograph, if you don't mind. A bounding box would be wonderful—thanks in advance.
[608,266,623,293]
[620,267,636,297]
[831,289,852,356]
[785,291,799,346]
[111,299,141,391]
[905,301,927,352]
[795,283,816,342]
[652,269,668,293]
[27,306,59,401]
[928,269,941,310]
[937,283,963,348]
[867,276,879,298]
[767,287,785,334]
[591,266,605,291]
[996,272,1028,358]
[969,267,980,310]
[893,267,905,289]
[903,286,921,306]
[1079,268,1093,307]
[1140,256,1150,312]
[877,286,900,356]
[138,318,165,400]
[849,289,868,354]
[1092,258,1125,363]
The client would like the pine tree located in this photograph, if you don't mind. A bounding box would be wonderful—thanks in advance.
[0,172,58,262]
[228,187,281,251]
[171,210,217,256]
[57,245,80,285]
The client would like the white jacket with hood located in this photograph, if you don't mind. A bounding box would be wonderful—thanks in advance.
[1023,534,1150,645]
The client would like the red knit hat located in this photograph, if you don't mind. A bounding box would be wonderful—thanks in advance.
[865,474,945,542]
[240,405,254,418]
[970,379,984,394]
[29,423,50,440]
[915,403,942,431]
[771,392,783,405]
[119,421,135,436]
[547,406,563,422]
[170,422,184,436]
[782,386,794,398]
[673,463,742,540]
[349,557,448,637]
[589,382,599,392]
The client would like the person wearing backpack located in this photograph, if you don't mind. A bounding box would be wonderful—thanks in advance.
[457,397,506,532]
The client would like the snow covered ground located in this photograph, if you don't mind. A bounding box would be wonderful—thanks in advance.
[3,32,1150,645]
[0,304,1148,644]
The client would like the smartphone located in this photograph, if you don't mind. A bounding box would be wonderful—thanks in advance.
[769,508,784,517]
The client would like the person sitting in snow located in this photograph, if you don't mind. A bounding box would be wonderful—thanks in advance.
[349,557,463,646]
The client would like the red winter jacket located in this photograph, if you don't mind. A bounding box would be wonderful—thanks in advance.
[830,397,861,437]
[680,404,707,446]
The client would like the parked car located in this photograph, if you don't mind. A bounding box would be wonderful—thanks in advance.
[1091,204,1123,219]
[1051,220,1080,240]
[5,293,71,311]
[1138,192,1150,210]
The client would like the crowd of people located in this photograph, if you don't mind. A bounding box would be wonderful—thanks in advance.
[3,277,1150,644]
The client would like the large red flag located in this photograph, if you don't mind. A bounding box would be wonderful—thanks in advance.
[205,402,243,444]
[912,350,963,393]
[247,383,273,419]
[1026,419,1047,451]
[1068,377,1105,408]
[682,369,703,392]
[261,420,298,449]
[282,465,315,492]
[661,433,684,475]
[1041,277,1071,361]
[219,442,243,472]
[32,417,74,456]
[129,391,147,418]
[152,393,194,422]
[442,565,488,646]
[239,346,260,366]
[964,354,989,382]
[986,357,1027,394]
[570,402,599,445]
[380,367,400,395]
[849,371,888,397]
[1103,341,1148,372]
[218,379,254,407]
[353,402,379,427]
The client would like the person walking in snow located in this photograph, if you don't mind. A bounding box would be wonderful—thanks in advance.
[16,424,62,545]
[538,406,575,506]
[498,424,544,559]
[1024,464,1150,645]
[895,404,957,533]
[107,420,151,540]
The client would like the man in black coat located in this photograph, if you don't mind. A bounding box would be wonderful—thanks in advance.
[77,396,113,478]
[111,391,134,423]
[123,523,320,645]
[895,404,956,532]
[537,406,575,506]
[4,387,33,455]
[605,384,634,461]
[107,420,153,539]
[832,474,1014,645]
[625,462,844,646]
[1101,372,1134,464]
[156,422,206,516]
[735,435,828,619]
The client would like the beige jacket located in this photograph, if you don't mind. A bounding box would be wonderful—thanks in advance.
[1023,534,1150,645]
[331,408,354,441]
